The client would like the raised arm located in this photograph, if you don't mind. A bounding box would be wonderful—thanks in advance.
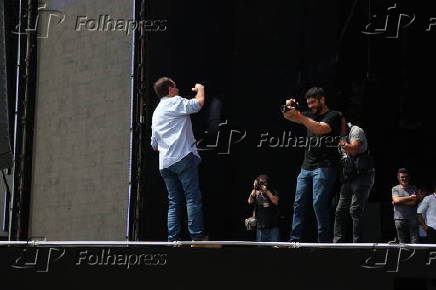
[248,180,258,204]
[282,99,332,135]
[192,83,205,107]
[264,189,279,206]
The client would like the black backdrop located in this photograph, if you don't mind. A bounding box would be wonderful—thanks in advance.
[142,0,436,242]
[0,0,13,171]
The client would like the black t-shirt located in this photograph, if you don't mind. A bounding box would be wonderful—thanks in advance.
[254,190,279,229]
[301,110,342,170]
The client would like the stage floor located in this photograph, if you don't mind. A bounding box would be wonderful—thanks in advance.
[2,241,436,290]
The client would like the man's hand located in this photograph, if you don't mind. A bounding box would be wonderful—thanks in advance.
[423,224,429,232]
[192,83,204,92]
[403,194,418,205]
[192,83,205,107]
[282,99,302,123]
[338,139,347,147]
[393,194,419,205]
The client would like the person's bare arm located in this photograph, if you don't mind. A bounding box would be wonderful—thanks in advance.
[248,190,257,204]
[417,214,429,232]
[392,194,417,205]
[192,83,205,107]
[340,139,362,156]
[282,99,331,135]
[264,189,279,205]
[299,116,332,135]
[248,180,258,204]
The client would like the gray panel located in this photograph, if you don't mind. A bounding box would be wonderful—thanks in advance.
[30,0,132,240]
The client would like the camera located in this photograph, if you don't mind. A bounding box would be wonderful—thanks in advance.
[255,181,267,190]
[280,99,300,113]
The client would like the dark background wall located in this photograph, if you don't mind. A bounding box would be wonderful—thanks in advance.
[142,0,436,242]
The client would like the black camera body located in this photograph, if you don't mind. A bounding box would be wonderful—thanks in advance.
[255,181,267,191]
[280,99,300,113]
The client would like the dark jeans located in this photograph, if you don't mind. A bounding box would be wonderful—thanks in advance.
[290,167,337,243]
[256,226,280,242]
[395,219,419,243]
[160,153,205,242]
[333,171,375,243]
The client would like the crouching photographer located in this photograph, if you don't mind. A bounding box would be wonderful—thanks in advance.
[247,175,280,242]
[333,117,375,243]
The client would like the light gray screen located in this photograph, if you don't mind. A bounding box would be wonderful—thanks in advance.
[30,0,132,240]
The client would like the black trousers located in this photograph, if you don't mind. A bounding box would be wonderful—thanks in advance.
[333,171,375,243]
[427,226,436,243]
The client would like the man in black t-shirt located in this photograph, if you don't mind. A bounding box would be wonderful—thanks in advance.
[283,87,341,242]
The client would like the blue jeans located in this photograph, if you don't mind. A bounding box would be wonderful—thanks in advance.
[290,167,337,243]
[160,153,205,241]
[257,226,280,242]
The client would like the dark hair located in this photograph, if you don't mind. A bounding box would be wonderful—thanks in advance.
[305,87,326,100]
[256,174,271,184]
[397,168,409,175]
[153,77,174,98]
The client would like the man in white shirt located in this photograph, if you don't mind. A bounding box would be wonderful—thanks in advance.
[151,77,206,242]
[417,185,436,243]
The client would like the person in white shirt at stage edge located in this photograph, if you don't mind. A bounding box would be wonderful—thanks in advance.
[151,77,207,242]
[417,184,436,243]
